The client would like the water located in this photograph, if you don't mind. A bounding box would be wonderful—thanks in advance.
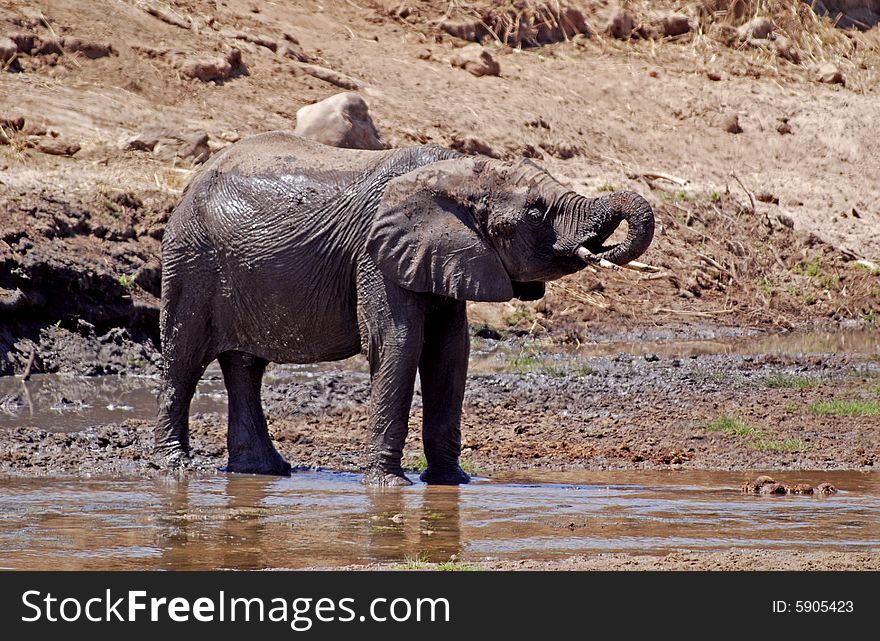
[0,470,875,570]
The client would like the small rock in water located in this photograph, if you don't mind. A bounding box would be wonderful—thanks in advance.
[759,482,787,495]
[816,482,837,495]
[743,476,838,496]
[643,353,660,362]
[742,475,776,493]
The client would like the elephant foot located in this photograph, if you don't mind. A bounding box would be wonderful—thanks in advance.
[362,467,413,487]
[225,450,292,476]
[419,465,471,485]
[154,441,191,468]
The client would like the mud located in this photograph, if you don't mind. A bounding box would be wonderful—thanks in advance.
[1,470,877,571]
[1,332,877,477]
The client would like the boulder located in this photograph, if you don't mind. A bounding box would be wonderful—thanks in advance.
[64,38,114,59]
[815,62,845,85]
[0,36,17,64]
[605,8,637,39]
[448,43,500,77]
[178,49,245,82]
[657,13,692,37]
[123,127,211,162]
[294,92,384,150]
[737,17,774,40]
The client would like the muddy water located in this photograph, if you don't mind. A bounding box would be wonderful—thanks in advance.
[0,471,876,570]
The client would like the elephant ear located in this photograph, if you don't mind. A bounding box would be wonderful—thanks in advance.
[366,158,514,302]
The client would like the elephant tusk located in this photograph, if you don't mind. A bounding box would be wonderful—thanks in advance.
[575,247,661,273]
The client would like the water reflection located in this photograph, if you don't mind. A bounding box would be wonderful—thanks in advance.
[0,471,876,570]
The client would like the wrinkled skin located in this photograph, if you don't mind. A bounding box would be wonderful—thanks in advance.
[157,133,654,485]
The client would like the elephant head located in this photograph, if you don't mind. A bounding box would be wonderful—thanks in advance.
[366,156,654,301]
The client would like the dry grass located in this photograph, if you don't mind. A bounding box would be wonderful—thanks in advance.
[437,0,589,47]
[653,0,879,92]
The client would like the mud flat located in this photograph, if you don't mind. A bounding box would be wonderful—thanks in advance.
[1,330,877,477]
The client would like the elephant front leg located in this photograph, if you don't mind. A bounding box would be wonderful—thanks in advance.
[418,300,471,485]
[363,329,423,486]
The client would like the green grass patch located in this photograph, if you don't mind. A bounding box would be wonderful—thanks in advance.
[705,416,761,437]
[117,274,135,289]
[791,257,822,278]
[804,400,880,417]
[508,353,594,378]
[750,438,808,452]
[705,415,808,452]
[760,374,820,390]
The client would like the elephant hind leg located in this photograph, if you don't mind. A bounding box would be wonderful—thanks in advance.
[155,279,212,463]
[218,350,291,476]
[155,358,206,464]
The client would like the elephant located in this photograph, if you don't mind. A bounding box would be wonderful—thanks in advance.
[157,132,654,485]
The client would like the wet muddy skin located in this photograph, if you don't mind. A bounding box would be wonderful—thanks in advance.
[0,470,876,571]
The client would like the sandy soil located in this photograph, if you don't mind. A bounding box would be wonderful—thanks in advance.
[327,549,880,571]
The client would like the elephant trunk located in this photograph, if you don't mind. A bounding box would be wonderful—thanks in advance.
[572,191,655,266]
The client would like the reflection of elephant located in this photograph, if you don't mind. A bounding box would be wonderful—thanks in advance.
[157,134,654,485]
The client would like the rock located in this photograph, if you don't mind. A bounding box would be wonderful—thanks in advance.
[774,35,801,64]
[179,49,245,82]
[643,353,660,362]
[0,36,17,64]
[449,134,498,158]
[776,119,793,135]
[33,36,64,56]
[816,482,837,495]
[776,213,795,228]
[788,484,814,495]
[720,113,742,134]
[474,326,502,340]
[133,260,162,297]
[30,138,80,156]
[742,475,777,494]
[64,38,114,59]
[0,115,24,132]
[8,33,34,54]
[737,17,774,40]
[759,482,787,495]
[657,13,691,37]
[539,141,579,159]
[814,62,845,85]
[448,44,500,77]
[440,20,489,44]
[756,191,779,205]
[605,8,637,39]
[123,127,211,162]
[294,92,383,150]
